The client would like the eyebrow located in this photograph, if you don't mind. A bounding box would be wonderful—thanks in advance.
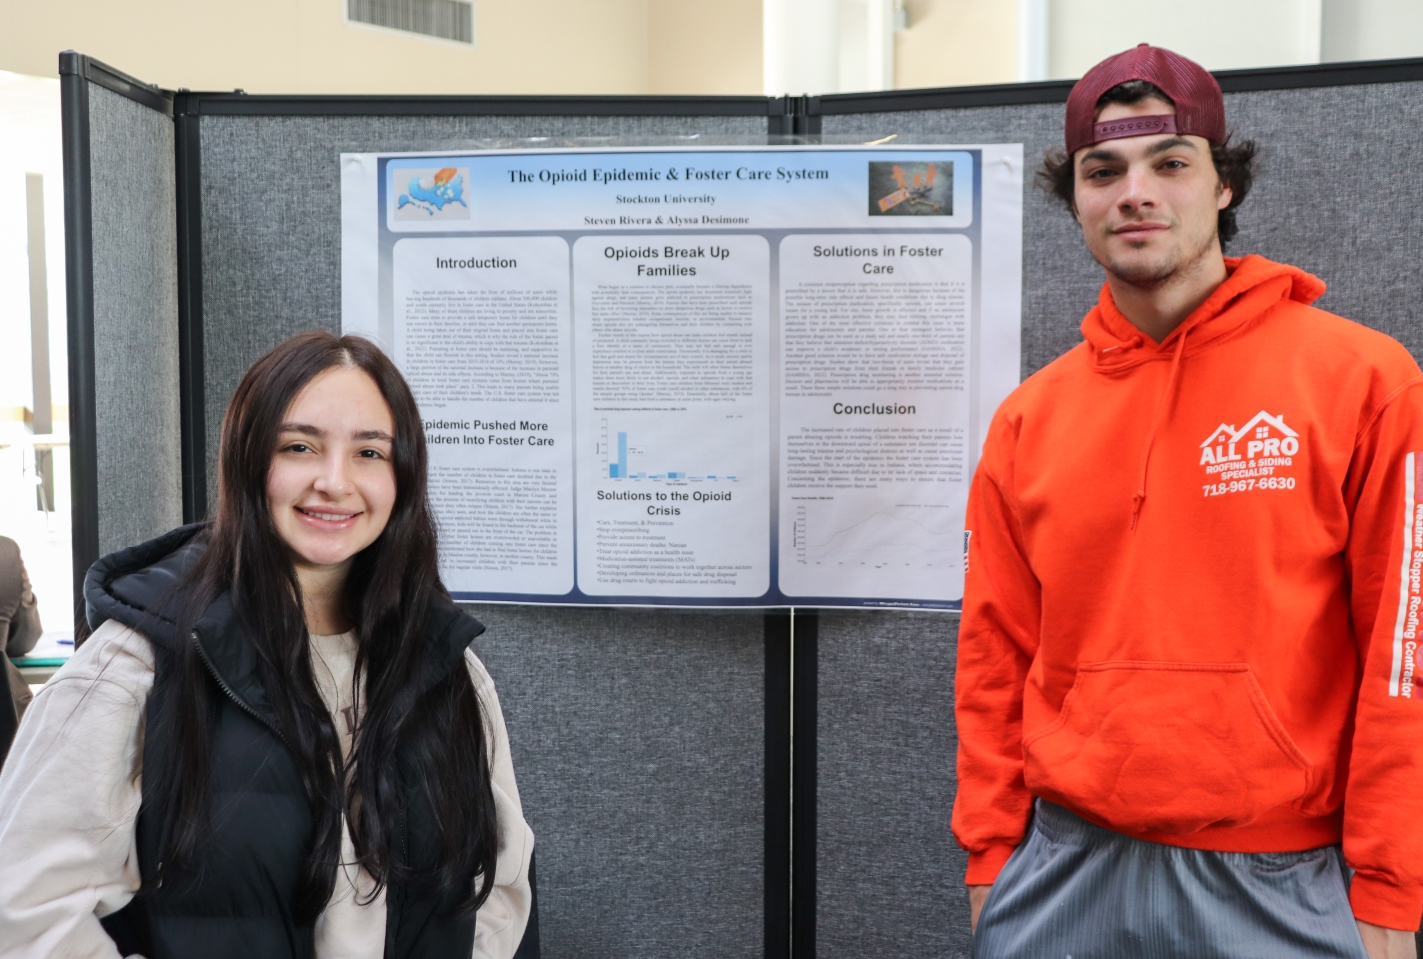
[278,422,325,438]
[1146,136,1198,156]
[278,423,394,443]
[354,429,394,442]
[1080,136,1200,166]
[1081,147,1122,164]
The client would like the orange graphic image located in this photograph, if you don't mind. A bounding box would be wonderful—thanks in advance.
[878,163,942,213]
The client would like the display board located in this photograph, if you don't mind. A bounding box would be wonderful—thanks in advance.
[60,54,183,602]
[193,115,778,959]
[62,48,1423,959]
[341,144,1022,609]
[64,61,783,959]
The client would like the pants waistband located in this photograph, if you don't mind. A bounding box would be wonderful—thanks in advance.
[1031,800,1340,865]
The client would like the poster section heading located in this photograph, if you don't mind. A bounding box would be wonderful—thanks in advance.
[353,145,1023,608]
[385,148,973,233]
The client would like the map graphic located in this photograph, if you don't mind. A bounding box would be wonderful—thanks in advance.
[393,167,471,220]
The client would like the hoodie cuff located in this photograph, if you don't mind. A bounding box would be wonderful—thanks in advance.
[1350,873,1423,931]
[965,844,1018,885]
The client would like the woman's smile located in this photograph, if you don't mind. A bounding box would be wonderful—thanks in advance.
[294,505,364,528]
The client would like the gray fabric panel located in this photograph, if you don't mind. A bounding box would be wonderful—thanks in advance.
[88,84,182,556]
[196,110,768,959]
[818,106,1074,959]
[822,82,1423,379]
[466,604,764,958]
[815,613,968,957]
[199,113,767,504]
[817,81,1423,957]
[1220,83,1423,359]
[823,102,1097,380]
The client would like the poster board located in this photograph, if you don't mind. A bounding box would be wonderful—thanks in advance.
[66,49,1423,959]
[59,53,183,604]
[65,67,783,959]
[341,143,1023,609]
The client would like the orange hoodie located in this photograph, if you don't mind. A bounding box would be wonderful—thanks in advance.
[953,255,1423,930]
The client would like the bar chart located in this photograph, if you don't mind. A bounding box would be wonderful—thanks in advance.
[599,418,738,482]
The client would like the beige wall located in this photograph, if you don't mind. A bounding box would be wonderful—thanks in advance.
[1049,0,1322,78]
[1324,0,1423,61]
[2,1,1386,114]
[649,0,763,95]
[0,0,1015,98]
[0,0,760,96]
[894,0,1017,90]
[886,0,1335,92]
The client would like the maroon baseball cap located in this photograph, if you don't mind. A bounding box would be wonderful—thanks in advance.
[1065,43,1226,155]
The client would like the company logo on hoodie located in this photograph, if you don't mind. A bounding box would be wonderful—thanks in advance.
[1200,412,1300,497]
[1389,452,1423,699]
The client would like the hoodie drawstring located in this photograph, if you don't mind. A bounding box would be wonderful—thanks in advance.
[1130,327,1189,530]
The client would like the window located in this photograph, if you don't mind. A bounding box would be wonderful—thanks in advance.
[346,0,474,45]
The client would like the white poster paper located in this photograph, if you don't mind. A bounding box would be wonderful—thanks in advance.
[392,235,575,595]
[777,233,972,603]
[342,144,1022,608]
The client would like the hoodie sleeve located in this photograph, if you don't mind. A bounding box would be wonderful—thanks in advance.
[1342,376,1423,930]
[951,412,1041,885]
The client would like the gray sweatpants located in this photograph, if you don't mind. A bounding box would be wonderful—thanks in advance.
[973,801,1368,959]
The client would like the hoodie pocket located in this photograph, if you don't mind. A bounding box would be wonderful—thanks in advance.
[1022,661,1312,835]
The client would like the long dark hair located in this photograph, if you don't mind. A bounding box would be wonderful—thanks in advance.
[148,331,497,920]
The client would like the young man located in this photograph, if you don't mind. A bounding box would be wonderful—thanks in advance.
[954,44,1423,959]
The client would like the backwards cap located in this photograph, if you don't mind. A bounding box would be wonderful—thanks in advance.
[1065,43,1226,155]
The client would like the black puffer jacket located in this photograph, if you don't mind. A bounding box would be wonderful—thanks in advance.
[85,524,485,959]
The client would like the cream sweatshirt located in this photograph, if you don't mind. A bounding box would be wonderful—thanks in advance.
[0,618,534,959]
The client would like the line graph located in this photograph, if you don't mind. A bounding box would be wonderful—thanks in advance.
[793,502,959,569]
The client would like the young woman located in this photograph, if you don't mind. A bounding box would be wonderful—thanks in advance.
[0,332,533,959]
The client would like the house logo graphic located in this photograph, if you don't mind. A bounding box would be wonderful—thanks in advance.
[1199,412,1301,494]
[1199,412,1299,465]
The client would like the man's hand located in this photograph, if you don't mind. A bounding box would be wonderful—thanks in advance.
[1357,920,1416,959]
[968,884,992,934]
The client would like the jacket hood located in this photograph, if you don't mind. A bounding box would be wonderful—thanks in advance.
[84,524,484,721]
[84,522,208,650]
[1082,255,1326,373]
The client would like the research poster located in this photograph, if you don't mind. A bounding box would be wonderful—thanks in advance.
[341,144,1022,609]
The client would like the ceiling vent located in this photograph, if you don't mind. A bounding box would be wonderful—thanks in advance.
[347,0,474,45]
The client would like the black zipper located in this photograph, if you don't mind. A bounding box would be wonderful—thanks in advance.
[191,628,291,748]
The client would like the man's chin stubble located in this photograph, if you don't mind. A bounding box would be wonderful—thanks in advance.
[1103,252,1179,287]
[1101,230,1218,290]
